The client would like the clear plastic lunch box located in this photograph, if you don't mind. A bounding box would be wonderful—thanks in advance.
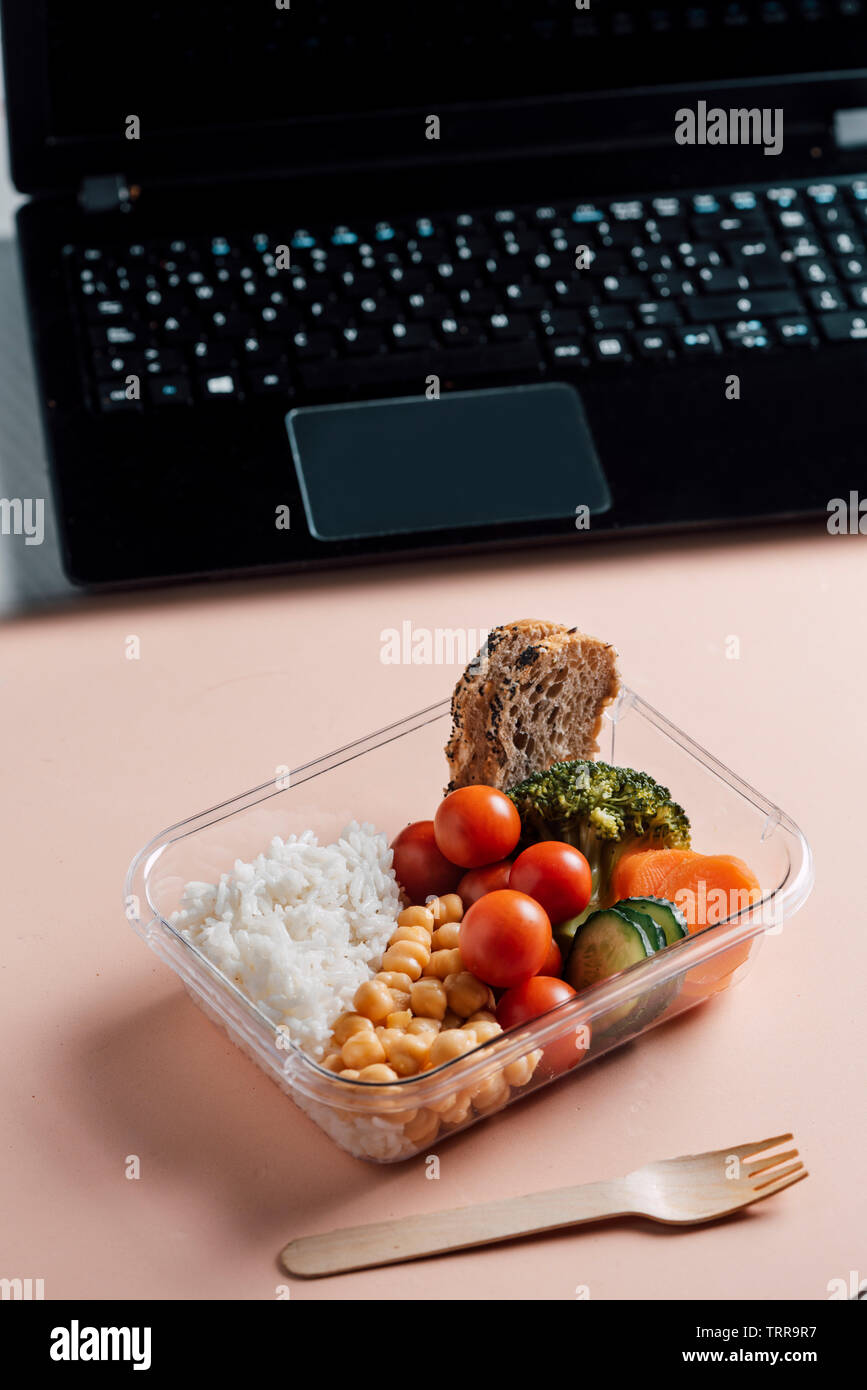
[124,688,813,1162]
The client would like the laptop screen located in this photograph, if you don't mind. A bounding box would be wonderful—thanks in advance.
[42,1,867,143]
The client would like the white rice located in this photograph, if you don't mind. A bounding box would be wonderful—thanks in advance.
[172,821,401,1059]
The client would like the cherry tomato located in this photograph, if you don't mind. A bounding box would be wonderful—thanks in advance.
[509,841,592,925]
[496,976,590,1078]
[390,820,463,903]
[433,785,521,869]
[456,859,513,908]
[460,889,551,988]
[538,936,563,978]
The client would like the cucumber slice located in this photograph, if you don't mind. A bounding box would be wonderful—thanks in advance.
[616,905,667,953]
[565,909,655,1028]
[617,896,688,947]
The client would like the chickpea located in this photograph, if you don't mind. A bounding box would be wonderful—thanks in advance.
[438,893,464,923]
[390,923,431,947]
[504,1049,543,1088]
[466,1009,498,1027]
[429,1028,475,1067]
[424,895,445,924]
[374,1027,405,1054]
[431,921,461,951]
[410,976,448,1021]
[382,940,429,981]
[321,1052,343,1072]
[338,1069,361,1079]
[386,1009,412,1031]
[444,970,494,1019]
[341,1030,386,1070]
[357,1063,399,1083]
[385,1032,431,1077]
[439,1091,473,1127]
[463,1022,503,1050]
[375,970,414,994]
[354,979,395,1023]
[377,1106,420,1127]
[472,1071,511,1113]
[441,1010,462,1030]
[332,1013,375,1046]
[397,905,435,932]
[403,1108,440,1144]
[425,947,462,979]
[407,1016,440,1037]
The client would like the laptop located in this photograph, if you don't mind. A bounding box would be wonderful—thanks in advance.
[3,0,867,589]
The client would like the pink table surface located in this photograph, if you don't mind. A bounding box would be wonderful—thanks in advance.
[2,527,865,1301]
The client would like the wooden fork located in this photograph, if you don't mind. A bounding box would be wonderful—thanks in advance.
[281,1133,806,1278]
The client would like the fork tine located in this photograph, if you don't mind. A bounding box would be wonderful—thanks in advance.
[753,1160,805,1191]
[746,1147,799,1177]
[723,1132,795,1162]
[749,1167,809,1201]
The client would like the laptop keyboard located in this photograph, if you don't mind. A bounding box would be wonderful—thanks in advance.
[68,176,867,413]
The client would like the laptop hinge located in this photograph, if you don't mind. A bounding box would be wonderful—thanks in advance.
[78,175,139,214]
[833,108,867,150]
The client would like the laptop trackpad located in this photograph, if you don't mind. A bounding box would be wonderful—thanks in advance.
[286,382,611,541]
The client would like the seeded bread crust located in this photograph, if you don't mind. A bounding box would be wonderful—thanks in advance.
[445,620,620,792]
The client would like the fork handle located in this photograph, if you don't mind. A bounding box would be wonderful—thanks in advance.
[281,1180,630,1277]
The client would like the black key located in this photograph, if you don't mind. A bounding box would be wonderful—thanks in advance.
[685,295,749,322]
[148,374,193,405]
[836,255,867,280]
[455,286,499,314]
[591,333,630,363]
[84,298,133,323]
[93,349,145,379]
[692,213,770,239]
[90,324,140,347]
[774,316,817,346]
[635,301,683,326]
[406,291,451,320]
[198,370,243,401]
[813,203,854,230]
[677,242,724,269]
[849,282,867,307]
[722,319,773,349]
[248,366,292,396]
[390,321,436,350]
[545,338,585,365]
[781,234,824,259]
[741,289,805,315]
[340,326,383,355]
[438,315,485,346]
[144,347,185,374]
[828,230,865,256]
[674,325,723,355]
[648,217,691,243]
[797,259,835,285]
[503,282,547,310]
[588,304,632,331]
[97,381,142,412]
[818,311,867,341]
[550,279,599,307]
[695,266,748,294]
[633,328,673,359]
[487,311,534,340]
[807,286,846,312]
[289,330,333,360]
[602,274,648,301]
[538,308,584,337]
[190,341,235,369]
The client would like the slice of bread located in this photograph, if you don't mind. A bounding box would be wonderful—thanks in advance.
[445,619,620,792]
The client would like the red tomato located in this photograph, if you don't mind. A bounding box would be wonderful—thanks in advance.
[456,859,513,908]
[460,889,551,988]
[496,976,590,1078]
[390,821,463,903]
[538,936,563,978]
[509,841,592,925]
[433,786,521,869]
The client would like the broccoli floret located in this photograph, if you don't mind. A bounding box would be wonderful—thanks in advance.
[507,760,691,908]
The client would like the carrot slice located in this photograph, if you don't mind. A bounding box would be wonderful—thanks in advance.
[658,853,762,997]
[608,847,699,905]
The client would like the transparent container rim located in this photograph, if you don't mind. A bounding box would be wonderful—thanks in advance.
[123,687,814,1100]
